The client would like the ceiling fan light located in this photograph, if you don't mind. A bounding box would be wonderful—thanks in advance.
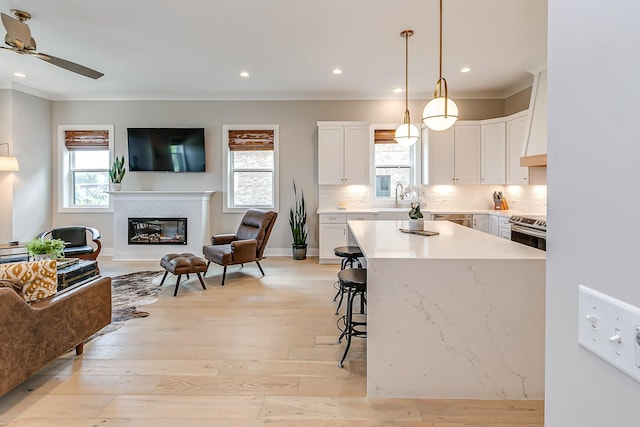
[394,123,420,146]
[423,97,459,131]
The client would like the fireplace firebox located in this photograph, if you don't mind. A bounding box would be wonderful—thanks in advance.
[128,218,187,245]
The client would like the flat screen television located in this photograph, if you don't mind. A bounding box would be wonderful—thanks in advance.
[127,128,206,172]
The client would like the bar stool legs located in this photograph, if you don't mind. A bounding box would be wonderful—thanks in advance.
[336,268,367,368]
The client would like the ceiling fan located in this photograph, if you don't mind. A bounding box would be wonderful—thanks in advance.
[1,9,103,79]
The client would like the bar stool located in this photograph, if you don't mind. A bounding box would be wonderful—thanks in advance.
[336,268,367,368]
[333,246,363,314]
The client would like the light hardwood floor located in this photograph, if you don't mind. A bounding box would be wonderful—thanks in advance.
[0,256,543,426]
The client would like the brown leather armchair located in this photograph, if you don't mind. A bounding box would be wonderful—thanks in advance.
[203,209,277,286]
[36,226,102,260]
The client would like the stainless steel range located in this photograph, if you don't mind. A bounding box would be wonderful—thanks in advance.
[508,215,546,251]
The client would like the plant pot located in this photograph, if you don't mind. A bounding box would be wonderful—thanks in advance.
[111,183,122,191]
[32,254,51,262]
[292,243,307,260]
[408,219,424,231]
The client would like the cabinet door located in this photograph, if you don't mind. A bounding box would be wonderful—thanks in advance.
[454,125,481,184]
[318,126,345,185]
[480,122,506,185]
[343,125,369,184]
[506,115,529,184]
[319,223,347,263]
[472,214,489,233]
[489,215,500,236]
[426,127,455,184]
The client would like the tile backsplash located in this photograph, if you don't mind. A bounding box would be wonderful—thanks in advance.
[319,184,547,214]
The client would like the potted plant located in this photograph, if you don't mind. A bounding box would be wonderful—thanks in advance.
[401,185,425,231]
[289,180,308,260]
[25,237,66,261]
[109,155,126,190]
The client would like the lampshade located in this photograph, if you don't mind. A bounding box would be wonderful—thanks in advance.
[423,96,459,132]
[423,0,458,132]
[0,156,20,171]
[394,123,421,146]
[394,29,420,146]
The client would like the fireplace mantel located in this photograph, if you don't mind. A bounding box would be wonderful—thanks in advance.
[107,191,215,200]
[109,191,215,260]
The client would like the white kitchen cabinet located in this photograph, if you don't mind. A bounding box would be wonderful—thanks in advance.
[506,112,529,184]
[498,215,511,240]
[426,123,480,185]
[318,212,374,264]
[318,122,369,185]
[454,125,481,184]
[480,121,506,184]
[489,214,500,236]
[472,214,489,233]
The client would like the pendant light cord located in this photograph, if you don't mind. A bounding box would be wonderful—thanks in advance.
[401,30,414,125]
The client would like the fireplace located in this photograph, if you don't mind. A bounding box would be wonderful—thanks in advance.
[128,218,187,245]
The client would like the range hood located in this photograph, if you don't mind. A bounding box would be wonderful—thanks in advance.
[520,68,547,167]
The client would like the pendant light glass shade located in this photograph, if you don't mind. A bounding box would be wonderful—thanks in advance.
[423,96,459,131]
[394,123,421,146]
[423,0,458,132]
[394,30,419,146]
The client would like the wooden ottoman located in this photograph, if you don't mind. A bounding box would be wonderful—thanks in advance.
[160,253,208,296]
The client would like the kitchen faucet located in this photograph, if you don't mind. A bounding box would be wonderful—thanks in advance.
[395,183,404,208]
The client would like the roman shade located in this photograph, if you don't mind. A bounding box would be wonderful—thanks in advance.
[374,129,397,144]
[228,130,274,151]
[64,130,109,151]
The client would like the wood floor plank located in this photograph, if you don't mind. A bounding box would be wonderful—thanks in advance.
[0,256,544,426]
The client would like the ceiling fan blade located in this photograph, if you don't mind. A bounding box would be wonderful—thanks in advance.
[33,52,104,79]
[1,12,32,49]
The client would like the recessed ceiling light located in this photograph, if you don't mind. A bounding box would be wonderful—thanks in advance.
[240,71,250,78]
[13,72,26,78]
[460,67,471,73]
[393,87,404,94]
[332,68,343,75]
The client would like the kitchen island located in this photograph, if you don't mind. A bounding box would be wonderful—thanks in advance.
[347,220,546,399]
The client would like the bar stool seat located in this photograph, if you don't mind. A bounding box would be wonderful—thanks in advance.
[334,246,364,270]
[333,246,364,314]
[337,267,367,368]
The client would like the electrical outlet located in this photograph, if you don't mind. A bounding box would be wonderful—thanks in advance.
[578,285,640,382]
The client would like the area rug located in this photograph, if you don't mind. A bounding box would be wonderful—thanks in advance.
[91,270,165,338]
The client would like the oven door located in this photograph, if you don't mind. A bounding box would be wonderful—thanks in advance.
[510,224,546,251]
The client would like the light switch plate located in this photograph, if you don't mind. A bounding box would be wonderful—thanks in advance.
[578,285,640,382]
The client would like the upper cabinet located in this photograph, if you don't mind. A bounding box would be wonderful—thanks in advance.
[506,111,530,184]
[426,123,480,185]
[480,121,506,185]
[425,112,531,186]
[318,121,369,185]
[521,68,547,167]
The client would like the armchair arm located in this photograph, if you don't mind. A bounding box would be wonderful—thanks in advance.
[231,239,258,264]
[211,234,236,245]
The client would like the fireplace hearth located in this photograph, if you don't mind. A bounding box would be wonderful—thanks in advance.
[128,218,187,245]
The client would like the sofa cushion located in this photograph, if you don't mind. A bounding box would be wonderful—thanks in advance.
[0,260,57,302]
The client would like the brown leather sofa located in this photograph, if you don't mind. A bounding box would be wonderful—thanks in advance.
[203,209,277,285]
[0,275,112,396]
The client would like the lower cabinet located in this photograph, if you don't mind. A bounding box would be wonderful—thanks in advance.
[318,213,375,264]
[472,214,489,233]
[489,214,512,239]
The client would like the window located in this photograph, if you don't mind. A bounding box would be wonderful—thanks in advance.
[58,125,114,211]
[223,125,279,212]
[373,129,415,198]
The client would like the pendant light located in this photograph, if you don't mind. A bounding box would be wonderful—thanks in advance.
[423,0,458,131]
[394,30,420,146]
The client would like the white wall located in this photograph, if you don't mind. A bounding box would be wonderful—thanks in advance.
[546,1,640,426]
[50,98,508,253]
[0,90,13,241]
[11,91,52,241]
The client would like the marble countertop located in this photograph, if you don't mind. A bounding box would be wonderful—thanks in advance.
[348,220,546,260]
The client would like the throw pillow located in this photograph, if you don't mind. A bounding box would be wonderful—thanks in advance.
[0,260,57,302]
